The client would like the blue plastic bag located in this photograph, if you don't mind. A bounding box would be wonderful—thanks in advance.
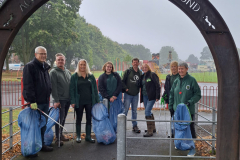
[174,103,195,150]
[44,108,59,146]
[92,103,116,145]
[109,93,123,132]
[18,107,46,157]
[98,93,103,101]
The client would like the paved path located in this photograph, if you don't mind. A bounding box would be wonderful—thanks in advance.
[15,109,214,160]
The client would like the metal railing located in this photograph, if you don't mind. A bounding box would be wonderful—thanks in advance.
[117,102,217,159]
[2,106,22,156]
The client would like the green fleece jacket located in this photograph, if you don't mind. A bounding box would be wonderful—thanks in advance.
[169,73,201,114]
[121,67,142,96]
[49,67,71,103]
[69,73,99,108]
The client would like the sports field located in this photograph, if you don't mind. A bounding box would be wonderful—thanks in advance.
[1,70,218,83]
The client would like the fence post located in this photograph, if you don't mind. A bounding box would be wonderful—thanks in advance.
[117,114,126,160]
[195,103,198,126]
[9,107,13,150]
[103,98,108,112]
[212,107,216,154]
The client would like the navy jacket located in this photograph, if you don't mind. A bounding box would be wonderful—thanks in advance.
[22,58,52,104]
[98,72,122,100]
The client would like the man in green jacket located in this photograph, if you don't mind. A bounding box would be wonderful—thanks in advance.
[122,58,142,133]
[169,62,201,157]
[49,53,72,146]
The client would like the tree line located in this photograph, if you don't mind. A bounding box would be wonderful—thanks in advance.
[6,0,152,71]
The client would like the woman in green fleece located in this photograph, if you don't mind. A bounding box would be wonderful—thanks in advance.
[169,62,201,157]
[70,59,99,143]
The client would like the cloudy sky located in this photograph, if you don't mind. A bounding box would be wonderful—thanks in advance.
[79,0,240,60]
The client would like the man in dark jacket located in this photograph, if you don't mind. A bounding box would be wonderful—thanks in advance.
[122,58,142,133]
[22,46,53,155]
[50,53,72,146]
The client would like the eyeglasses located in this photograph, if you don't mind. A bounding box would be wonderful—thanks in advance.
[38,53,47,56]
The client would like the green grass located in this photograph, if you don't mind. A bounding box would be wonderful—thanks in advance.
[2,109,21,135]
[160,72,218,83]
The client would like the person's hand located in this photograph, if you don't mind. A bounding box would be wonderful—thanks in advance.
[169,108,174,117]
[31,103,38,110]
[54,102,60,109]
[185,102,190,107]
[126,89,129,92]
[110,97,115,102]
[156,99,159,102]
[112,96,117,100]
[161,97,165,105]
[71,104,75,108]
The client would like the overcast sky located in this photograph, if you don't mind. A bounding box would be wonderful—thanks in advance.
[79,0,240,60]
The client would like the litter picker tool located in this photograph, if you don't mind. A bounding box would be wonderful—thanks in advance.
[22,103,67,131]
[58,104,61,148]
[72,108,75,145]
[37,108,67,132]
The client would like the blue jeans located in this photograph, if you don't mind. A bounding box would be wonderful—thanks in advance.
[37,103,49,145]
[143,95,155,117]
[123,93,139,127]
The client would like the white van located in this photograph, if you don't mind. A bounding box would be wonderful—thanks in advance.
[3,64,23,71]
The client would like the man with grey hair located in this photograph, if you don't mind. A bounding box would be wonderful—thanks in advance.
[49,53,71,146]
[169,62,201,157]
[22,46,53,156]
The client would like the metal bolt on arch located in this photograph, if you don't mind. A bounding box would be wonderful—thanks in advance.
[0,0,239,159]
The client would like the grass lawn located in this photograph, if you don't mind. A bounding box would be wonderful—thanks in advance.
[2,70,218,83]
[160,72,218,83]
[2,109,21,135]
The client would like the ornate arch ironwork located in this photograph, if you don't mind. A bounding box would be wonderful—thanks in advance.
[0,0,239,159]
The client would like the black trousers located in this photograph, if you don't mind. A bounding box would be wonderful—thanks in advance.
[36,103,49,146]
[75,104,92,126]
[190,114,196,138]
[55,100,70,138]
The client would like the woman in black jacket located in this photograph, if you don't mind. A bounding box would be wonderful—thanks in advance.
[161,61,179,138]
[98,61,122,109]
[140,64,160,137]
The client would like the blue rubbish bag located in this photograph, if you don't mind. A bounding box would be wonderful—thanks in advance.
[174,103,195,150]
[92,103,116,145]
[98,93,103,101]
[18,107,46,157]
[109,92,123,132]
[44,108,60,146]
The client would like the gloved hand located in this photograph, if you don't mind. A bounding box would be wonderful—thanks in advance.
[161,97,165,105]
[185,102,190,107]
[31,103,38,110]
[169,108,174,117]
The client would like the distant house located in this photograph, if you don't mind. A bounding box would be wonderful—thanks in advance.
[198,65,209,72]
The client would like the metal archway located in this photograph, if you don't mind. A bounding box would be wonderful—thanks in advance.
[0,0,239,159]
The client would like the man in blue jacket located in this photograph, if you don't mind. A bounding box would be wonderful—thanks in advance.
[22,46,53,156]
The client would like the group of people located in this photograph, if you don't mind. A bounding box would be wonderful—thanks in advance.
[22,46,201,157]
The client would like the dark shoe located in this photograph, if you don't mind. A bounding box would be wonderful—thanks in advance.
[76,125,82,143]
[132,125,141,133]
[145,129,156,133]
[86,125,95,143]
[41,145,53,152]
[55,140,64,146]
[61,134,69,141]
[167,134,174,138]
[26,153,38,158]
[76,137,81,143]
